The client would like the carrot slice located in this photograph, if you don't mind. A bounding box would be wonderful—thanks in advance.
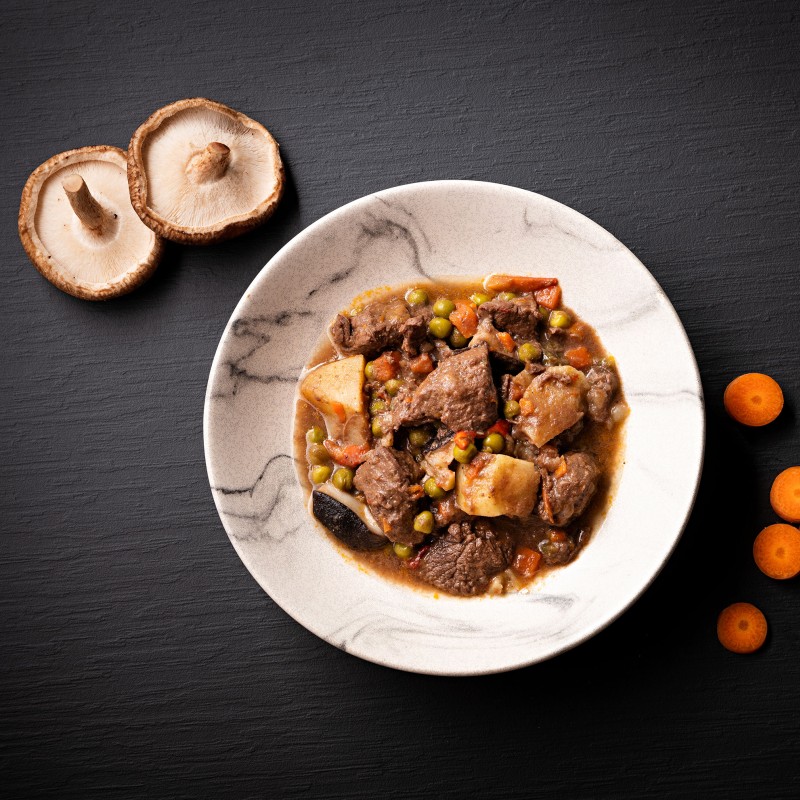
[717,602,768,654]
[723,373,784,426]
[484,275,558,293]
[753,523,800,580]
[564,346,592,370]
[371,351,400,382]
[449,301,478,337]
[534,284,562,310]
[329,401,347,423]
[496,331,514,351]
[323,440,370,467]
[770,467,800,523]
[512,546,542,578]
[409,353,434,374]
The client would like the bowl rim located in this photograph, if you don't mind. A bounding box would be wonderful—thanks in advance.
[203,179,706,675]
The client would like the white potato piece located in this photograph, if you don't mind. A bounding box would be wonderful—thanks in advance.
[456,453,541,517]
[517,366,587,447]
[300,355,368,443]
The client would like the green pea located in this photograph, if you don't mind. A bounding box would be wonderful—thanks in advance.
[364,361,376,380]
[371,418,384,437]
[453,442,478,463]
[432,298,456,318]
[306,426,325,444]
[482,432,505,454]
[424,477,446,499]
[370,398,387,415]
[413,511,434,534]
[518,341,542,362]
[307,443,330,465]
[602,354,617,369]
[504,400,521,419]
[549,310,572,328]
[428,317,453,339]
[332,467,354,491]
[406,288,429,306]
[385,378,402,396]
[310,465,331,484]
[498,291,517,301]
[538,305,551,319]
[470,292,492,306]
[408,427,432,448]
[393,542,414,559]
[449,329,469,348]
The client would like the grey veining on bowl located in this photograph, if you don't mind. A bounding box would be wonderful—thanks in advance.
[203,180,704,675]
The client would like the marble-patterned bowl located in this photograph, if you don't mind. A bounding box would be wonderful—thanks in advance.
[204,180,704,675]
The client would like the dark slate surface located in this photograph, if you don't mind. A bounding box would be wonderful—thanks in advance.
[2,1,799,797]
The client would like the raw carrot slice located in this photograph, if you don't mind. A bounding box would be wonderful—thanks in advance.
[723,373,783,426]
[717,603,768,654]
[484,275,558,293]
[753,523,800,580]
[770,467,800,523]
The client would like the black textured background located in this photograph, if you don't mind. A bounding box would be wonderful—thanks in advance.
[2,1,799,797]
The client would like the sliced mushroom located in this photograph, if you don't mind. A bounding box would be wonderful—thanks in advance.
[127,98,284,244]
[311,487,387,551]
[18,146,163,300]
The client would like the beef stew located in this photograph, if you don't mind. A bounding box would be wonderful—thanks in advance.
[294,276,627,597]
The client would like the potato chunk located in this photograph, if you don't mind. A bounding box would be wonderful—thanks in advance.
[300,355,368,443]
[516,366,587,447]
[456,453,541,517]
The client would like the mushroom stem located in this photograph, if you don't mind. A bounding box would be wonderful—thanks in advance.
[62,174,108,233]
[187,142,231,183]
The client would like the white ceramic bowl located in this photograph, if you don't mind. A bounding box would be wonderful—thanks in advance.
[203,180,704,675]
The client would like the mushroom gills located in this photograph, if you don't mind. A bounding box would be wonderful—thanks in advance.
[312,486,387,551]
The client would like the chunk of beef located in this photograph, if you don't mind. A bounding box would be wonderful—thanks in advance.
[585,365,619,424]
[400,307,433,356]
[392,344,498,433]
[536,450,599,526]
[469,317,520,369]
[417,520,514,596]
[353,446,423,544]
[431,492,471,528]
[478,295,540,339]
[514,366,587,447]
[330,297,410,357]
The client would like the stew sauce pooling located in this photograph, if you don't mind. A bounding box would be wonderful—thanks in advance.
[294,276,627,597]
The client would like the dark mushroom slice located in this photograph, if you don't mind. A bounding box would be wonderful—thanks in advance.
[312,488,387,551]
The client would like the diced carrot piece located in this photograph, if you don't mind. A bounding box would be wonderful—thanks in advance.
[497,331,514,351]
[717,603,768,654]
[449,301,479,337]
[753,523,800,580]
[564,346,592,370]
[409,353,434,374]
[512,546,542,578]
[484,275,558,293]
[534,284,562,309]
[454,430,476,449]
[554,459,568,478]
[372,351,401,382]
[724,373,783,426]
[487,419,511,436]
[330,401,347,423]
[323,440,370,467]
[770,467,800,523]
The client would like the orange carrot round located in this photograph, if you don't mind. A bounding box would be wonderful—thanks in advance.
[723,373,783,426]
[770,467,800,523]
[753,523,800,580]
[717,602,768,654]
